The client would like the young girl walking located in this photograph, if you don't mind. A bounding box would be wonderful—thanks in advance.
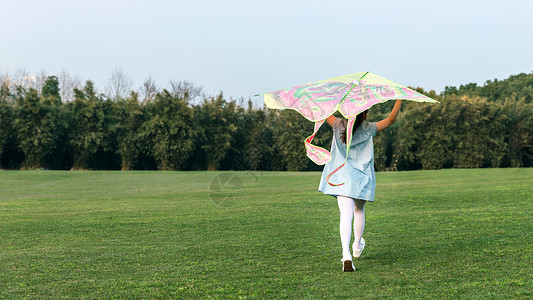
[319,100,402,272]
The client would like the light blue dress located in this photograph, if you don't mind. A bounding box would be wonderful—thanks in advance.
[318,118,377,201]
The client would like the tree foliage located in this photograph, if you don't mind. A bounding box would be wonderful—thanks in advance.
[193,93,237,170]
[1,72,532,171]
[13,87,59,169]
[69,81,106,170]
[142,90,193,170]
[116,92,145,170]
[0,82,13,167]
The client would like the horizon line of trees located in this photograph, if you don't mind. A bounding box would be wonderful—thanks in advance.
[0,71,532,171]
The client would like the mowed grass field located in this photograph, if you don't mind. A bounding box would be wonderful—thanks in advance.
[0,169,531,299]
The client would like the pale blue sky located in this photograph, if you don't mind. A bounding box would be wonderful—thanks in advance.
[1,0,532,105]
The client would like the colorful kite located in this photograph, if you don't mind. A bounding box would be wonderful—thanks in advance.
[261,72,439,185]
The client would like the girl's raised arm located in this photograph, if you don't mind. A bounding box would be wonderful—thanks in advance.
[376,100,402,132]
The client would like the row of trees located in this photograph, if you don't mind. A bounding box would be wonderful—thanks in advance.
[0,72,532,171]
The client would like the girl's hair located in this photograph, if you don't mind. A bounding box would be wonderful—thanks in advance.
[340,110,368,144]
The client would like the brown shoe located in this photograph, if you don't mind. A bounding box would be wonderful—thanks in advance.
[342,259,355,272]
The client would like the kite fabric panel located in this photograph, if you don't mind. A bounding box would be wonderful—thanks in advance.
[264,72,437,121]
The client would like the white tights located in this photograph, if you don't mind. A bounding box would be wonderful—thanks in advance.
[337,195,366,260]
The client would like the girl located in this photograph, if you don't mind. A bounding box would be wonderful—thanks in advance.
[318,100,402,272]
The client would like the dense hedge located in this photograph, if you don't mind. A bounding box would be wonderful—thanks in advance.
[0,73,532,171]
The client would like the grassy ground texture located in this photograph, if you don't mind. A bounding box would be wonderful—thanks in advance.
[0,169,531,299]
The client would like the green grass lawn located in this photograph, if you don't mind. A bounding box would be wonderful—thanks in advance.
[0,169,531,299]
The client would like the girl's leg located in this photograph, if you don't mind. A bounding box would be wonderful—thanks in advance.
[353,199,366,251]
[337,196,355,260]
